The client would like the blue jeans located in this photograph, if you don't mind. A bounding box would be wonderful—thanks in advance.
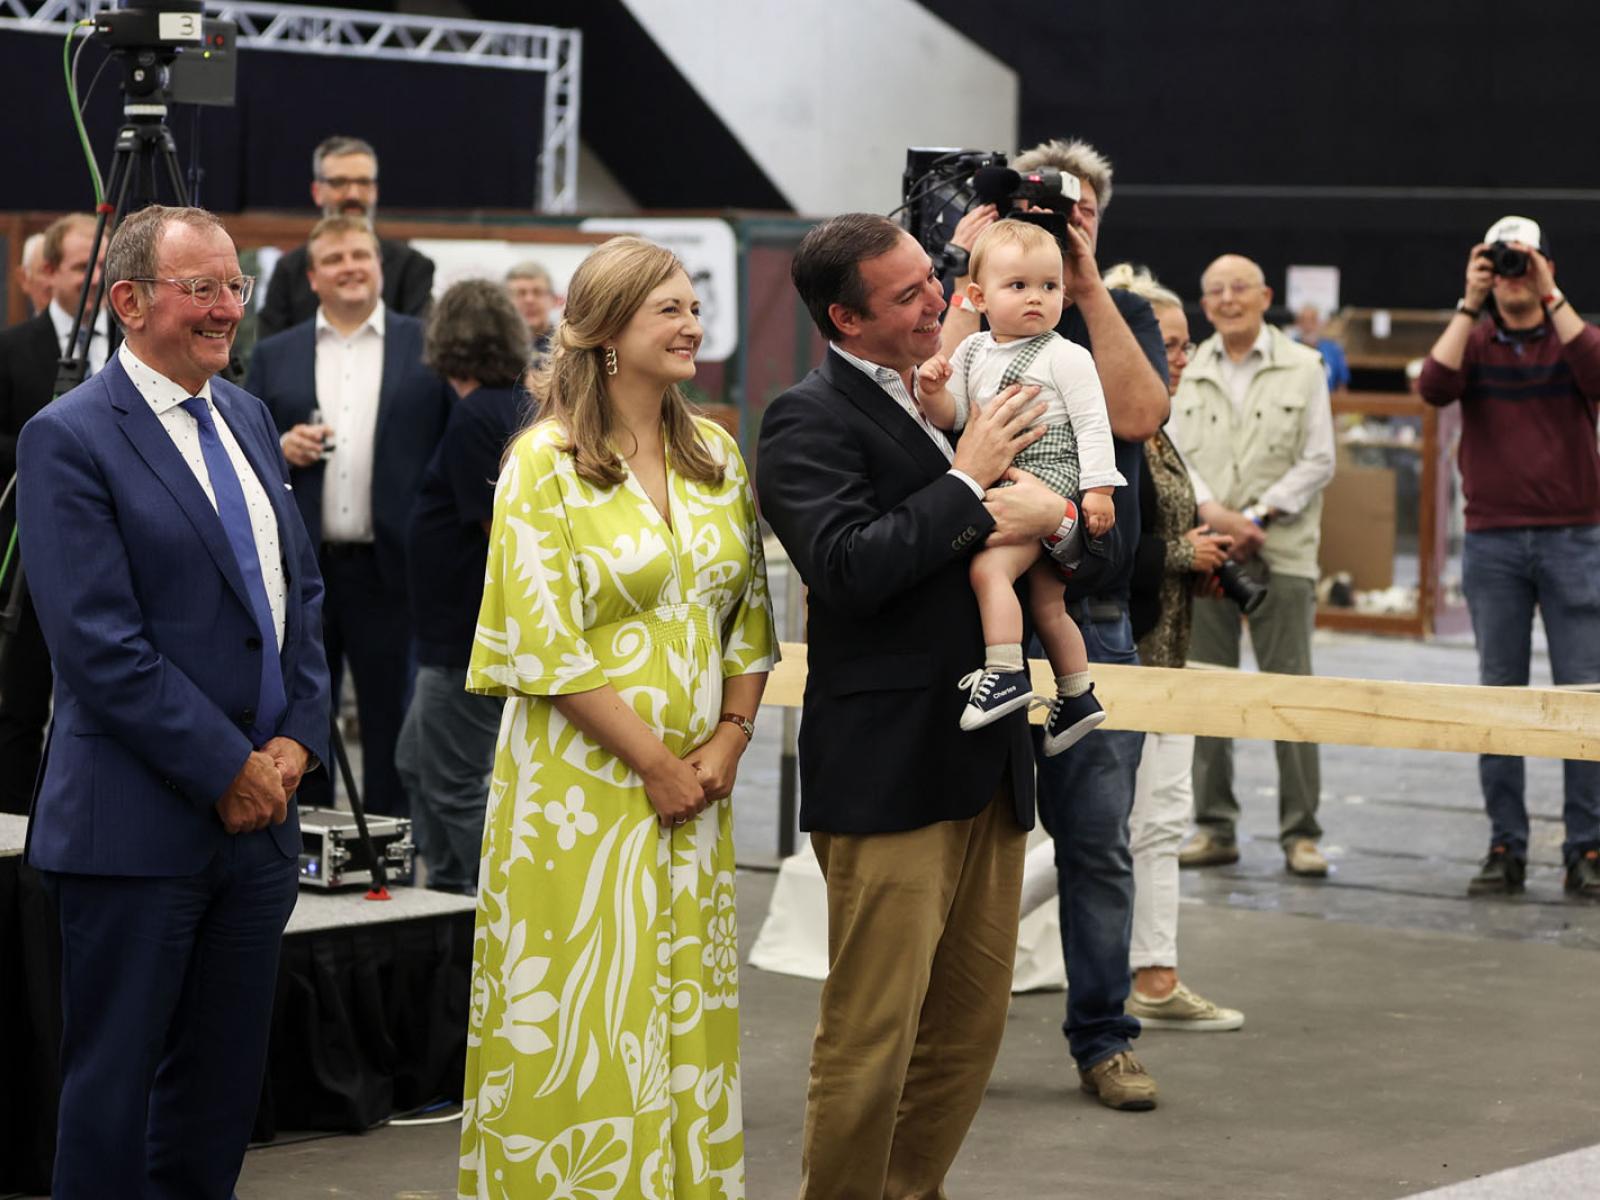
[1032,607,1145,1070]
[395,665,504,893]
[1463,525,1600,862]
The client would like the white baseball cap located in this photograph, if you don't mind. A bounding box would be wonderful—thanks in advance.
[1484,215,1547,253]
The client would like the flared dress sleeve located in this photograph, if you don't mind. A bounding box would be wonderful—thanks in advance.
[467,424,608,698]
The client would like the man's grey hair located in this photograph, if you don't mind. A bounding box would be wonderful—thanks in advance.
[312,135,379,179]
[506,260,552,286]
[21,231,44,271]
[1011,138,1114,211]
[106,206,228,294]
[1103,262,1182,311]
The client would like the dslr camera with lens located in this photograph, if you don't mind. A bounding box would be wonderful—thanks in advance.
[1477,215,1549,281]
[1480,242,1529,279]
[1214,560,1268,615]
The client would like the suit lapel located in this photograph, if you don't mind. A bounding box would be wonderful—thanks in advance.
[295,322,318,421]
[820,351,951,481]
[373,310,401,459]
[105,357,255,615]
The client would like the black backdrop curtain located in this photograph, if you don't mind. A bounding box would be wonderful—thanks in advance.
[1,29,544,213]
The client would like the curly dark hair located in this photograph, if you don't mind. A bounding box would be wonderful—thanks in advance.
[424,279,532,389]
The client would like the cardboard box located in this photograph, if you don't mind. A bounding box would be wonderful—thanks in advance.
[1318,465,1396,590]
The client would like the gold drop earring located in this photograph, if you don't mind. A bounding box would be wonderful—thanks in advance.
[604,346,618,376]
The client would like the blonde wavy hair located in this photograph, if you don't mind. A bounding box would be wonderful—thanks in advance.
[1102,262,1183,312]
[525,236,723,489]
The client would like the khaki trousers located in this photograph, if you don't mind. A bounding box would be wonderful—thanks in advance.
[798,787,1026,1200]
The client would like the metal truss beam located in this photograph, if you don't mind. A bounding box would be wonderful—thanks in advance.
[0,0,580,211]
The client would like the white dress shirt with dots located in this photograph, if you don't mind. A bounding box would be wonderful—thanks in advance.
[118,341,287,647]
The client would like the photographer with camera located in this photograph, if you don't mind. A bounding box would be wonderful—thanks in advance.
[1171,254,1335,879]
[1418,216,1600,900]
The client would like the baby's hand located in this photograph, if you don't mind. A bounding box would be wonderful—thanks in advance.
[1082,490,1116,536]
[917,354,952,393]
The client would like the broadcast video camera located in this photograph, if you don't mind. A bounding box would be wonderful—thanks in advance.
[93,0,238,107]
[899,148,1083,277]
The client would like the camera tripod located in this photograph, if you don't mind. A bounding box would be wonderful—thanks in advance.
[1,98,191,681]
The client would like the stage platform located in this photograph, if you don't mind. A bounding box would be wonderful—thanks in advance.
[0,815,475,1198]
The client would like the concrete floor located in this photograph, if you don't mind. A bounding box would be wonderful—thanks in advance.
[225,617,1600,1197]
[235,863,1600,1199]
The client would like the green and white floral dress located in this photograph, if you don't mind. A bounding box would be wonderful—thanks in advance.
[459,417,776,1200]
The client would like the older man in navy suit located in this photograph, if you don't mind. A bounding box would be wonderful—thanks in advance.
[246,214,452,817]
[17,204,330,1199]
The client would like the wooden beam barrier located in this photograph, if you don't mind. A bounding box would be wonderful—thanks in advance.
[761,643,1600,762]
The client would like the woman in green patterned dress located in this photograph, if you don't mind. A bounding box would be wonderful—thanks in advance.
[459,236,776,1200]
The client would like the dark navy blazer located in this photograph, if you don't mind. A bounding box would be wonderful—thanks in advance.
[245,308,453,592]
[755,350,1035,836]
[16,354,331,875]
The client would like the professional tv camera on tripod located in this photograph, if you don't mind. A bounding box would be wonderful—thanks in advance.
[51,0,237,396]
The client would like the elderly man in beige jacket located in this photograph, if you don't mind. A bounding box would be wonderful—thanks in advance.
[1168,254,1335,877]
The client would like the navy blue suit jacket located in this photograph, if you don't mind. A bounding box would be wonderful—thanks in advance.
[245,308,453,592]
[16,355,331,875]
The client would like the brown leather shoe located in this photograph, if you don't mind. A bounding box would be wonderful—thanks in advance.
[1285,838,1328,877]
[1178,831,1239,868]
[1078,1050,1158,1111]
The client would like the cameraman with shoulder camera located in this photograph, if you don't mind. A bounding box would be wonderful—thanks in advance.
[1418,215,1600,900]
[940,138,1173,1112]
[1170,254,1335,880]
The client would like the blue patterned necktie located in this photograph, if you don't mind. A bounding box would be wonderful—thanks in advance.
[179,397,287,741]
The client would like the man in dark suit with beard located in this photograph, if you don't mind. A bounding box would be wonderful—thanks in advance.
[756,213,1074,1199]
[256,135,435,339]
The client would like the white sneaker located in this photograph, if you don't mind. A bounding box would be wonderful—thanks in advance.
[1127,982,1245,1031]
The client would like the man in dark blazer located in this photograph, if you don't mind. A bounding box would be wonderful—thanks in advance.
[756,213,1073,1200]
[0,213,107,814]
[18,204,330,1199]
[256,135,434,339]
[247,214,452,817]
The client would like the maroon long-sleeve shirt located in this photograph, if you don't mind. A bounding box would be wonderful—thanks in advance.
[1418,320,1600,531]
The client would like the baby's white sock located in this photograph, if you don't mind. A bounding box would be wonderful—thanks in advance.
[986,644,1024,673]
[1056,671,1091,697]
